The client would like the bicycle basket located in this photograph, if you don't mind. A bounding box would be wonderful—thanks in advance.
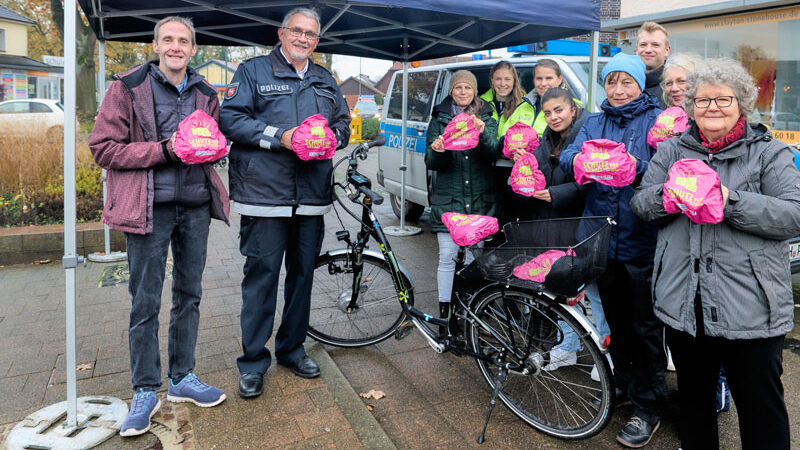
[469,217,613,297]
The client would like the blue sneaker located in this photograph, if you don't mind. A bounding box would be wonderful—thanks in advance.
[167,373,226,407]
[120,389,161,437]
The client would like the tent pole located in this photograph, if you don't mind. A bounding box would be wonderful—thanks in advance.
[88,40,126,263]
[399,59,408,229]
[63,0,78,427]
[384,37,421,237]
[588,31,599,113]
[7,9,125,446]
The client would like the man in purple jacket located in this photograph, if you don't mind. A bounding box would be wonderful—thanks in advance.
[89,16,230,437]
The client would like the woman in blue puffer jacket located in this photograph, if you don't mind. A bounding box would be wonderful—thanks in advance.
[559,53,666,448]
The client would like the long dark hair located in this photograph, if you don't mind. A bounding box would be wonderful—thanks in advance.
[541,87,580,160]
[489,61,524,120]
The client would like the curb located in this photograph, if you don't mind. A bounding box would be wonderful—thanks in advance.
[308,342,397,450]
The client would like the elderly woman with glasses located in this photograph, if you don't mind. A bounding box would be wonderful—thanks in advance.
[631,58,800,450]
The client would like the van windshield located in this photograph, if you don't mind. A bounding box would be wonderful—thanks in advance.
[567,62,608,106]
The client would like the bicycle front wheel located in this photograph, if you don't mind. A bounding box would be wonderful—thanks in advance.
[308,252,411,347]
[468,288,613,440]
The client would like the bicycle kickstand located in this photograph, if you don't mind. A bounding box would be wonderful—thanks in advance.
[477,366,509,444]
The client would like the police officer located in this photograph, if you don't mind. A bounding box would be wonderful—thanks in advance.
[220,7,350,398]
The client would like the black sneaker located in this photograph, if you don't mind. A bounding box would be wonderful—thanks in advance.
[616,415,660,448]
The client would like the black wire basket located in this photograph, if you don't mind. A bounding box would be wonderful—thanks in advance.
[469,217,613,297]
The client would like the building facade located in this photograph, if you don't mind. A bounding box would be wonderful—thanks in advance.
[0,5,63,102]
[605,0,800,144]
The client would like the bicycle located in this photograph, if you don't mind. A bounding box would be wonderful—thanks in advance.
[308,136,616,442]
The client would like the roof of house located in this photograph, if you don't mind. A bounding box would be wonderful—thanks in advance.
[339,76,384,96]
[0,5,36,25]
[194,59,239,72]
[0,54,63,73]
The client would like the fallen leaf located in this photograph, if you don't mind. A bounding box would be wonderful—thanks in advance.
[34,259,52,265]
[366,404,374,411]
[359,389,386,400]
[76,363,93,371]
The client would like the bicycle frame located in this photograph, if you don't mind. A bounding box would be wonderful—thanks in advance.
[331,144,532,360]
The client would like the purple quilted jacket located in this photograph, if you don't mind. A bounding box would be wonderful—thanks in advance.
[89,62,230,234]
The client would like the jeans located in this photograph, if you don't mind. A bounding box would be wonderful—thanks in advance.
[125,203,210,391]
[598,259,668,425]
[436,232,475,303]
[237,214,325,374]
[551,282,608,354]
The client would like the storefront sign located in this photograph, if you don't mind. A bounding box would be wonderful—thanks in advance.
[42,55,64,67]
[619,6,800,38]
[669,6,800,34]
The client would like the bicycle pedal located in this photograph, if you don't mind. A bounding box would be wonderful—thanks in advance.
[394,321,414,340]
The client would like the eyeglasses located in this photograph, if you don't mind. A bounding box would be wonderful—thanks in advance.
[283,27,318,40]
[692,96,736,109]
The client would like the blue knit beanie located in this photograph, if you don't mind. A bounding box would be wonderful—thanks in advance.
[601,53,646,91]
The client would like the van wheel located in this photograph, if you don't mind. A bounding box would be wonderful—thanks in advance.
[389,194,424,222]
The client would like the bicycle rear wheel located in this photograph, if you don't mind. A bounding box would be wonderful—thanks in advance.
[308,252,411,347]
[468,288,613,440]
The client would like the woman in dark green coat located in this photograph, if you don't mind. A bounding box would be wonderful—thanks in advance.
[425,70,499,323]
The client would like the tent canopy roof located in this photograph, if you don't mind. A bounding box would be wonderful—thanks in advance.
[78,0,600,61]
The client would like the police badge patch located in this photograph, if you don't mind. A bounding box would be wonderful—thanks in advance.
[225,82,240,100]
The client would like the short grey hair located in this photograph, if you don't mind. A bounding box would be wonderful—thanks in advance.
[684,58,757,120]
[282,7,321,35]
[154,16,196,45]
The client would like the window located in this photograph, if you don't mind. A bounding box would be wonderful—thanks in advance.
[0,29,5,52]
[387,71,440,122]
[668,7,800,136]
[0,102,26,113]
[30,102,52,113]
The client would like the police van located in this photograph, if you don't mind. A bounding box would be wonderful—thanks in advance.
[376,55,610,221]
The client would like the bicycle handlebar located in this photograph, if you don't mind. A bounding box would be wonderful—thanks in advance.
[358,186,384,205]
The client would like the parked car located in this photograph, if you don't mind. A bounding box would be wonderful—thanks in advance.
[352,100,381,118]
[376,55,609,221]
[0,98,65,141]
[768,111,800,131]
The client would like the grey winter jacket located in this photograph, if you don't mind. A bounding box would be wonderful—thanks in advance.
[630,123,800,339]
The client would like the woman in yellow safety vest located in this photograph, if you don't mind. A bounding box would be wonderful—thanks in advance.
[480,60,534,138]
[480,61,535,225]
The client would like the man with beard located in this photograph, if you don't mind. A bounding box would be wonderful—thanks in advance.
[220,7,350,399]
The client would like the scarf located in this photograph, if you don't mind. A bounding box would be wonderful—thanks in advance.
[699,115,746,153]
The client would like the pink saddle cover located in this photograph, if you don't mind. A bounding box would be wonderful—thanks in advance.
[662,158,724,224]
[441,213,499,246]
[291,114,337,161]
[647,107,690,149]
[573,138,636,187]
[513,249,575,282]
[502,121,540,159]
[442,113,481,151]
[173,109,228,164]
[509,153,546,196]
